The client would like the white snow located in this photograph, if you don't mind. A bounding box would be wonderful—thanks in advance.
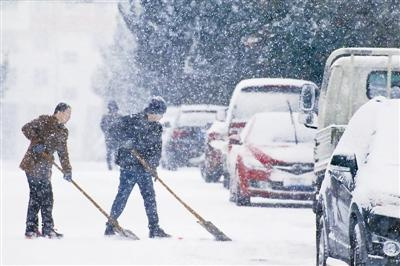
[2,162,317,265]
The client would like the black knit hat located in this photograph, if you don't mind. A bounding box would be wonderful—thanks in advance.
[144,96,167,114]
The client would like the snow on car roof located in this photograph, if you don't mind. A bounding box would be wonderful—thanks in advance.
[180,104,226,112]
[236,78,314,91]
[332,55,400,69]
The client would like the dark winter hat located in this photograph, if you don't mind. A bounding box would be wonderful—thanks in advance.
[53,102,71,114]
[144,96,167,115]
[108,100,119,112]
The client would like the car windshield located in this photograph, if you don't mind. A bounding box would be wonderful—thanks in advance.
[243,112,316,146]
[177,110,216,127]
[232,86,301,121]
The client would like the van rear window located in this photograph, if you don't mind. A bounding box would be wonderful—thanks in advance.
[241,86,300,93]
[367,71,400,99]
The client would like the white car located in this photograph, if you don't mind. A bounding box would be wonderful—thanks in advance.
[316,97,400,265]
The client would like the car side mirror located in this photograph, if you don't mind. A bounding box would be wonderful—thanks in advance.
[229,134,242,145]
[300,84,317,111]
[330,154,358,178]
[298,112,318,129]
[216,108,227,122]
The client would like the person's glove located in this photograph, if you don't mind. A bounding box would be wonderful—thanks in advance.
[63,172,72,182]
[32,144,46,153]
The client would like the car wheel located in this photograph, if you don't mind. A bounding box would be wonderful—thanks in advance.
[204,169,221,183]
[222,172,230,189]
[164,159,177,171]
[235,185,250,206]
[316,215,328,266]
[351,220,367,266]
[234,168,250,206]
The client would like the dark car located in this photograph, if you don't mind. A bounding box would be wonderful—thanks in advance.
[316,98,400,265]
[162,105,224,170]
[200,120,228,182]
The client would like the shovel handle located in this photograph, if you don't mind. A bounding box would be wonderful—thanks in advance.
[131,149,207,223]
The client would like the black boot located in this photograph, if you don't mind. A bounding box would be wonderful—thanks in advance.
[149,226,171,238]
[25,229,41,239]
[42,228,63,239]
[104,223,115,236]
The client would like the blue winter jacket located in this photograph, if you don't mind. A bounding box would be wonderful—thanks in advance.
[111,112,163,170]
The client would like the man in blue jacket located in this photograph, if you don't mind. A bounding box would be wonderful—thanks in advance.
[105,96,170,238]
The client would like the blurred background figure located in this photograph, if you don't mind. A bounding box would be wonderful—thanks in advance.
[101,100,121,170]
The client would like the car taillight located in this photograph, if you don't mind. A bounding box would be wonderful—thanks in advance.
[208,132,220,141]
[228,122,246,136]
[172,129,189,139]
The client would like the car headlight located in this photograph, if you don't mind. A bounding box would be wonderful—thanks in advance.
[383,241,400,257]
[242,156,266,171]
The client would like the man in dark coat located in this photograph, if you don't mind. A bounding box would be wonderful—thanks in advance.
[100,100,121,170]
[20,102,73,238]
[105,96,171,238]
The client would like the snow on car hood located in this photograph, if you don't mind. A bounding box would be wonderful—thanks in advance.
[255,143,314,163]
[353,165,400,219]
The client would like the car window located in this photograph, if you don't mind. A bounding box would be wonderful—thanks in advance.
[232,86,301,121]
[367,71,400,99]
[177,110,216,127]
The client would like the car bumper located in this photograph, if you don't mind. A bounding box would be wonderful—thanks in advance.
[247,186,314,200]
[245,170,315,200]
[367,254,400,265]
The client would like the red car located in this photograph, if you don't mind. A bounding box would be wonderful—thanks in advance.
[229,112,316,206]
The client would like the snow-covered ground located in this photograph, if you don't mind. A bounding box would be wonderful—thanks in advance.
[2,161,321,265]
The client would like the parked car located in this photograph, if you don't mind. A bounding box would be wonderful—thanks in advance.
[162,104,224,170]
[298,48,400,212]
[160,106,179,168]
[200,119,228,182]
[316,97,400,265]
[221,78,318,189]
[228,112,316,206]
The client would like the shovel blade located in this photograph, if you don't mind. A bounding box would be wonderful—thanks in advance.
[200,221,232,241]
[114,226,140,240]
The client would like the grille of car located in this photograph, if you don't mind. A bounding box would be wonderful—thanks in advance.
[274,162,314,175]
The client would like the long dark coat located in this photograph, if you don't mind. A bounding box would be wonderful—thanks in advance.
[19,115,72,178]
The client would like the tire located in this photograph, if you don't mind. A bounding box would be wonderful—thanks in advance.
[234,168,250,206]
[205,169,221,183]
[222,173,230,189]
[162,158,177,171]
[351,221,368,266]
[316,215,328,266]
[235,187,250,206]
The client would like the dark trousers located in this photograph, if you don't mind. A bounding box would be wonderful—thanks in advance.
[25,175,54,233]
[105,140,117,170]
[109,168,159,230]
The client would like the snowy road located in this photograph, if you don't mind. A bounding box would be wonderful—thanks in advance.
[2,161,324,265]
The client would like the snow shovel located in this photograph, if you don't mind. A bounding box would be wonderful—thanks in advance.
[131,149,232,241]
[51,161,139,240]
